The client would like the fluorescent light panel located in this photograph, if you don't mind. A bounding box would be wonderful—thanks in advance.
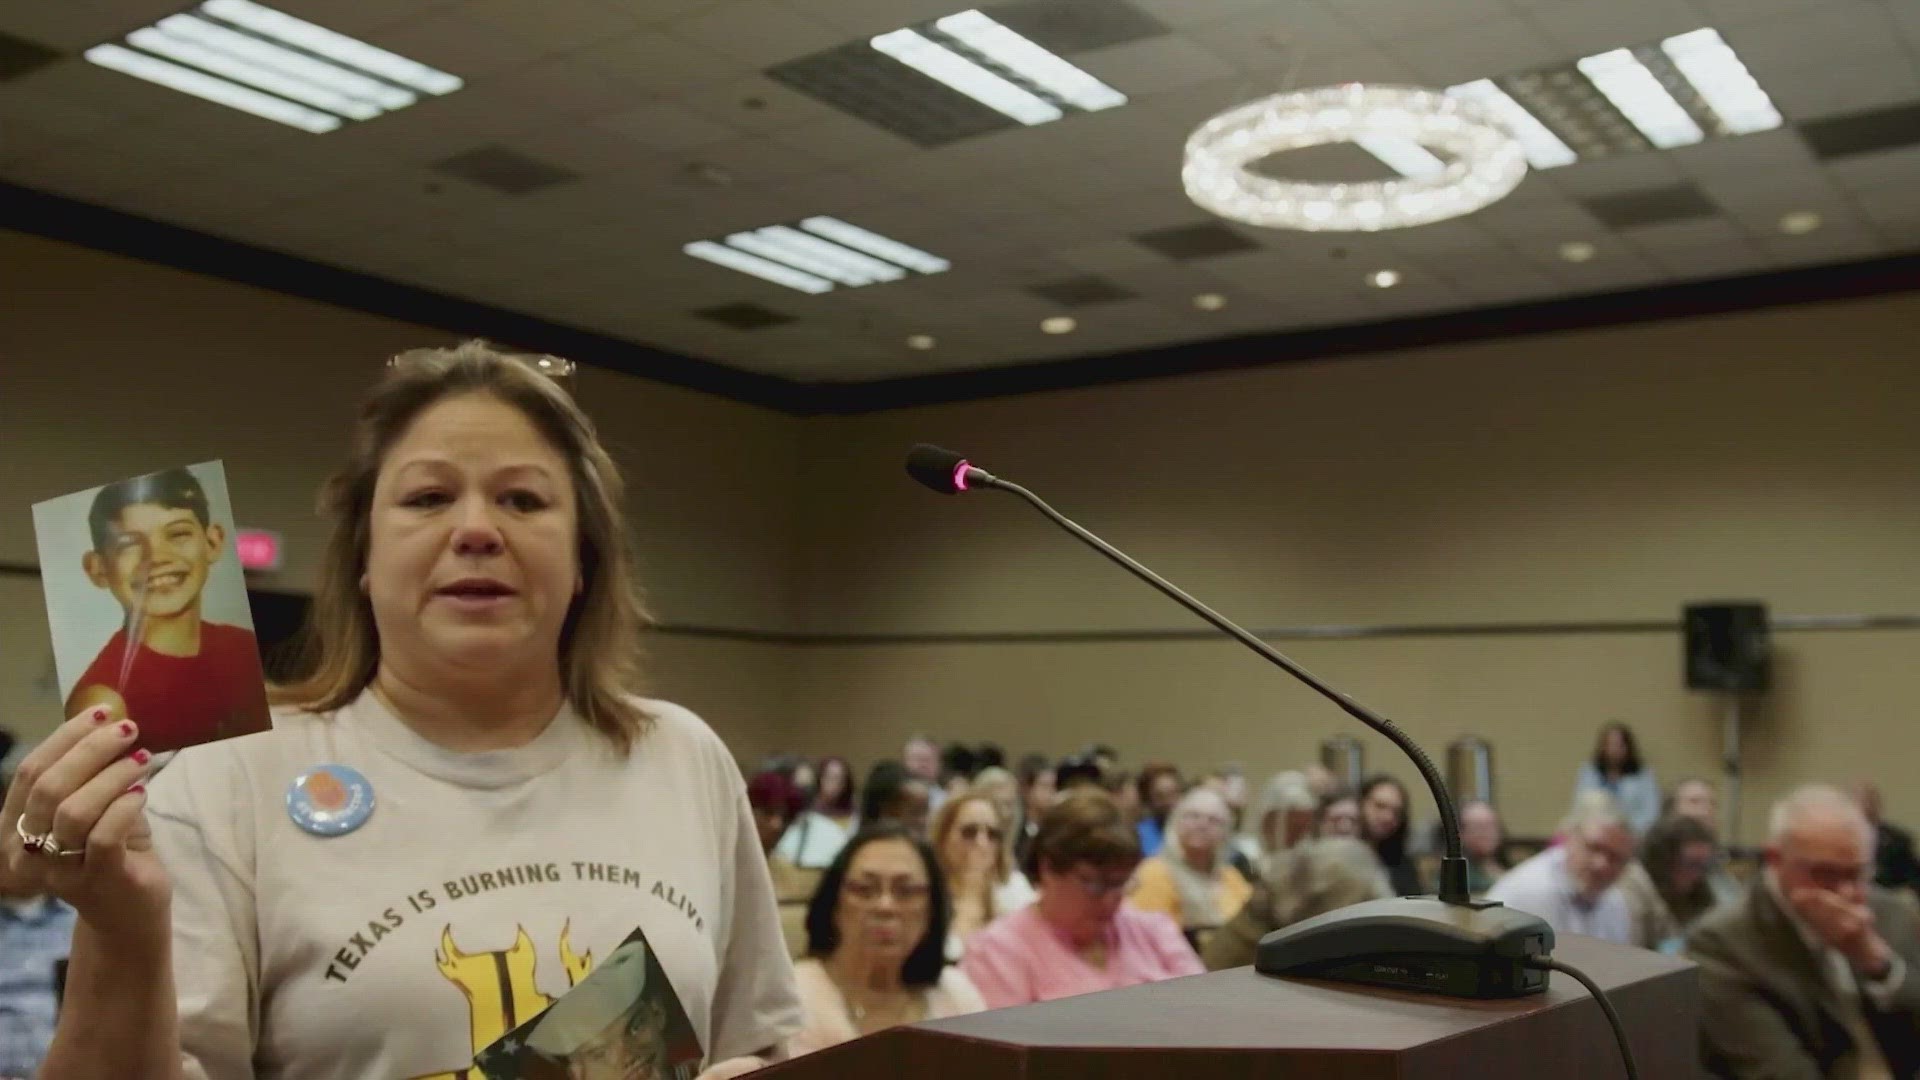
[688,219,949,294]
[1355,135,1448,179]
[684,241,834,295]
[1660,27,1780,135]
[86,0,459,133]
[872,27,1060,125]
[1577,48,1704,149]
[933,10,1125,113]
[1446,78,1579,169]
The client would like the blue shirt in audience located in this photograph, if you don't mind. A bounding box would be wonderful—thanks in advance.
[1574,763,1662,837]
[1138,816,1165,858]
[0,895,75,1079]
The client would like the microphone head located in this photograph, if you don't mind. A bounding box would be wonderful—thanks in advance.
[905,444,976,494]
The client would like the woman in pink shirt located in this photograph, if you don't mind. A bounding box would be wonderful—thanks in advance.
[963,788,1203,1009]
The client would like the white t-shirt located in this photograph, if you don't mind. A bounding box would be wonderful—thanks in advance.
[145,690,803,1080]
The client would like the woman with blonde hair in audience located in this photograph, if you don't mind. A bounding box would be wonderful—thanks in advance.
[1202,838,1391,969]
[1233,771,1317,869]
[962,789,1202,1008]
[1124,787,1252,949]
[930,792,1035,960]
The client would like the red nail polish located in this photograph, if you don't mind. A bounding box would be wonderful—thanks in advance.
[127,783,145,796]
[117,721,135,738]
[132,749,151,766]
[92,707,111,723]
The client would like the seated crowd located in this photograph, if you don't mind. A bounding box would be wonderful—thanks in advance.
[5,723,1920,1078]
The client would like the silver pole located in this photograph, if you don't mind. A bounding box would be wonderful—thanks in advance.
[1722,694,1744,846]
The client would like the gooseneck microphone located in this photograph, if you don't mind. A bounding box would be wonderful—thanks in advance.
[908,444,1477,896]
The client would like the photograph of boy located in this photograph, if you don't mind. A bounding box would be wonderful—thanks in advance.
[476,929,701,1080]
[42,464,271,755]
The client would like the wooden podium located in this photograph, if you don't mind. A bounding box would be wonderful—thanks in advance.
[756,935,1698,1079]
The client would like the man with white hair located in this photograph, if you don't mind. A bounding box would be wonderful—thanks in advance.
[1485,797,1636,945]
[1688,784,1920,1079]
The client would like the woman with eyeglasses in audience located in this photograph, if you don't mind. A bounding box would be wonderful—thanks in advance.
[1125,787,1252,949]
[931,793,1035,961]
[961,789,1202,1009]
[790,825,984,1057]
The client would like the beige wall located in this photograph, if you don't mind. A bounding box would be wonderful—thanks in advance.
[6,228,1918,843]
[0,230,803,755]
[791,291,1920,841]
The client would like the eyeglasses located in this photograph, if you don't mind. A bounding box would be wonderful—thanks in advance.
[844,879,931,905]
[1065,870,1134,899]
[1784,856,1870,891]
[959,823,1004,844]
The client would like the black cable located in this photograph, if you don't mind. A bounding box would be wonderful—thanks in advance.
[1531,958,1640,1080]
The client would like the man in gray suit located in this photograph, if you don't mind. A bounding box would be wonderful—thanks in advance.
[1689,784,1920,1079]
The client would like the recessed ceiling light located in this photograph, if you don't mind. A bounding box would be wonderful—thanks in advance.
[1193,293,1227,311]
[1778,210,1823,235]
[869,9,1125,128]
[1366,269,1401,289]
[1040,316,1077,334]
[906,334,937,350]
[85,0,459,133]
[684,217,948,294]
[1559,240,1598,263]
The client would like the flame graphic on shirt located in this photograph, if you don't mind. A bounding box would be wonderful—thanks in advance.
[406,921,594,1080]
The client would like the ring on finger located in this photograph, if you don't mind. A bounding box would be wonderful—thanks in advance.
[13,815,81,859]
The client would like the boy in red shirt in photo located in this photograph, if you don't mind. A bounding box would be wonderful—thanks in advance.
[62,467,271,755]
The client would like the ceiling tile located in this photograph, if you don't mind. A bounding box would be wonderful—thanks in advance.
[989,0,1171,54]
[461,0,644,58]
[1691,0,1828,29]
[1183,2,1369,76]
[1382,15,1563,86]
[374,8,546,78]
[570,28,747,94]
[1121,0,1304,29]
[593,99,742,151]
[1547,150,1688,197]
[1721,3,1904,92]
[1338,0,1516,37]
[660,0,844,67]
[1073,33,1241,96]
[1759,46,1920,123]
[1802,102,1920,160]
[1760,222,1885,268]
[1579,183,1720,229]
[1523,0,1713,57]
[774,0,972,38]
[273,0,462,35]
[0,6,143,50]
[1289,44,1421,88]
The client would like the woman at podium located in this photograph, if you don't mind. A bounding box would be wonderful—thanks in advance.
[962,790,1203,1008]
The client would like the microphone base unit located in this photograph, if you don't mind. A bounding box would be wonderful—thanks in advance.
[1255,896,1555,1000]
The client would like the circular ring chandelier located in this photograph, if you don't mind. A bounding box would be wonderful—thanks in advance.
[1182,84,1529,233]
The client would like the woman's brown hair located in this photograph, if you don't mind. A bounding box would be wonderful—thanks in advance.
[271,340,654,750]
[1028,788,1141,877]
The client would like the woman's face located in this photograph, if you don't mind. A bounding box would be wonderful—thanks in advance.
[834,838,932,963]
[752,806,788,854]
[1601,728,1629,767]
[1037,859,1134,941]
[791,762,816,796]
[367,393,578,681]
[1320,797,1361,838]
[1025,769,1056,817]
[818,760,846,803]
[1361,783,1405,843]
[942,799,1003,879]
[1669,840,1718,893]
[1174,799,1230,862]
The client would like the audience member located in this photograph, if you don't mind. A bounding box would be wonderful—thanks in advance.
[967,766,1022,859]
[903,734,945,813]
[861,760,933,838]
[1134,762,1183,858]
[1128,788,1252,948]
[1304,763,1340,801]
[1576,722,1661,836]
[0,751,76,1080]
[1202,838,1391,970]
[1014,754,1056,868]
[1622,813,1722,953]
[777,756,857,871]
[1689,784,1920,1079]
[1667,776,1744,905]
[791,826,984,1056]
[1055,752,1104,792]
[1459,799,1511,894]
[963,789,1202,1008]
[1316,791,1362,839]
[1088,744,1119,779]
[931,793,1036,961]
[939,742,978,801]
[1488,799,1636,945]
[1359,775,1425,896]
[1236,771,1317,870]
[1107,770,1141,827]
[1856,781,1920,899]
[747,770,811,902]
[973,743,1006,775]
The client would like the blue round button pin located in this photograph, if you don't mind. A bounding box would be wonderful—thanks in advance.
[286,764,375,837]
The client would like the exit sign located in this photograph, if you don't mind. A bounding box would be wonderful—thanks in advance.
[236,529,282,571]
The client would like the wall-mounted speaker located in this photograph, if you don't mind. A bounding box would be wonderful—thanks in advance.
[1684,601,1770,692]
